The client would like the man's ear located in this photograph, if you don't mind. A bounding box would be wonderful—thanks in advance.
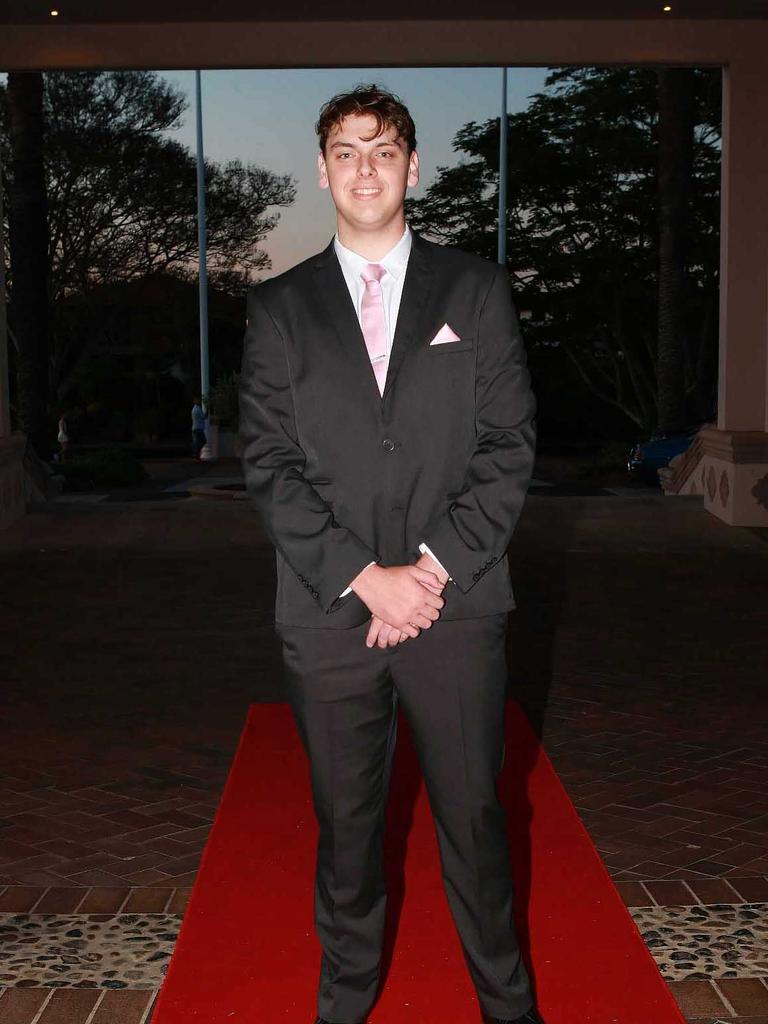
[407,149,420,189]
[318,151,329,190]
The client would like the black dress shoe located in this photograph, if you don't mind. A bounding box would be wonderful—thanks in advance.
[486,1009,545,1024]
[314,1018,364,1024]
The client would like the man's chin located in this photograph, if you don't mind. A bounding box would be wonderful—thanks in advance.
[341,211,387,231]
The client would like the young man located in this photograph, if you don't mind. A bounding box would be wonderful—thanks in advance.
[239,84,542,1024]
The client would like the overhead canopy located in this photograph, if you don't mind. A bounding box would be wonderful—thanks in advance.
[1,0,768,21]
[1,11,767,70]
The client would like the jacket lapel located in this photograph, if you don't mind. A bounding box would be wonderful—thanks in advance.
[311,229,435,407]
[383,230,434,401]
[312,241,383,406]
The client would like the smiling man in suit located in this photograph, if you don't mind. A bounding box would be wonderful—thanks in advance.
[238,84,541,1024]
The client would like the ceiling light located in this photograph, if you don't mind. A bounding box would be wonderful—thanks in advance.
[50,8,59,14]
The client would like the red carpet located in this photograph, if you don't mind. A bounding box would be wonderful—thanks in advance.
[153,701,685,1023]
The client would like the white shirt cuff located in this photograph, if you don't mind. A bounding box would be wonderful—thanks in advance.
[418,542,452,580]
[339,560,377,598]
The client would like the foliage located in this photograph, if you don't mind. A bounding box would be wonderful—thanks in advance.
[206,369,241,430]
[134,407,163,442]
[55,446,148,490]
[405,66,722,434]
[574,441,631,479]
[0,70,295,418]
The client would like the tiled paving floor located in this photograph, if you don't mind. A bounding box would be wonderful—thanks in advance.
[0,466,767,1023]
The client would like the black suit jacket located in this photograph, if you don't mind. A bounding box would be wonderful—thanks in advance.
[238,228,536,628]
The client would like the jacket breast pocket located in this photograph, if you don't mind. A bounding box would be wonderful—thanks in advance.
[427,336,475,355]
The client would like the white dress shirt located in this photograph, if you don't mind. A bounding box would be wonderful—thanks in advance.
[332,224,450,598]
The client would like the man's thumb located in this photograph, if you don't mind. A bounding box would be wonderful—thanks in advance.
[413,567,440,586]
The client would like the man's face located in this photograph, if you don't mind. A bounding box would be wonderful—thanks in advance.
[318,113,419,233]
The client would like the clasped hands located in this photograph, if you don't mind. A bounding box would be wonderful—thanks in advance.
[350,553,449,650]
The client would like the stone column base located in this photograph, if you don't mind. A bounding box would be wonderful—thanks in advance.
[699,426,768,526]
[0,432,27,530]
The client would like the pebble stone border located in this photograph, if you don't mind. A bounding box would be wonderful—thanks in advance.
[1,885,768,1022]
[0,912,179,989]
[0,903,765,991]
[629,903,768,982]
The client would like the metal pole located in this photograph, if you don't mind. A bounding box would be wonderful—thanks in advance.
[497,66,508,266]
[195,70,210,412]
[0,144,11,438]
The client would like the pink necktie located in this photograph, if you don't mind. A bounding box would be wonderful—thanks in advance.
[360,263,388,396]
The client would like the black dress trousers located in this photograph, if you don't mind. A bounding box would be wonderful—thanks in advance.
[279,613,534,1024]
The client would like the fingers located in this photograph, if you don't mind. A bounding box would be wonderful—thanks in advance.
[377,622,398,649]
[388,624,404,647]
[413,566,446,593]
[366,616,382,648]
[409,567,445,602]
[413,602,441,625]
[388,628,402,647]
[367,616,418,649]
[410,567,442,589]
[410,571,444,628]
[412,611,437,629]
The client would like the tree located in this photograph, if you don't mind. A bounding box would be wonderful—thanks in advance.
[0,71,296,416]
[405,67,721,434]
[6,72,51,456]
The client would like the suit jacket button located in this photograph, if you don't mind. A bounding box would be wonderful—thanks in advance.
[382,438,395,452]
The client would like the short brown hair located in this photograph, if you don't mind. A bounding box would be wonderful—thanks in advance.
[316,83,417,156]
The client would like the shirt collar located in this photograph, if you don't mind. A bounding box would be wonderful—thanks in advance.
[333,223,412,282]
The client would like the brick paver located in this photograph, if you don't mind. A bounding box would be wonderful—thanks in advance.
[0,479,766,1023]
[0,989,51,1024]
[90,990,155,1024]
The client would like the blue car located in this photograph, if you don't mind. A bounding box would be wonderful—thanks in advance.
[628,428,700,485]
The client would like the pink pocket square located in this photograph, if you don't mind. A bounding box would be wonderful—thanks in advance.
[429,323,461,345]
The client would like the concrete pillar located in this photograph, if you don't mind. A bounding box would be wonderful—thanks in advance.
[701,57,768,526]
[0,141,10,441]
[0,139,28,529]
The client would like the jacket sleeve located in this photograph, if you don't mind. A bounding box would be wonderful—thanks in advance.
[238,284,380,613]
[421,264,536,593]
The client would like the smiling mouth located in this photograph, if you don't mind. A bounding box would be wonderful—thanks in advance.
[351,187,383,198]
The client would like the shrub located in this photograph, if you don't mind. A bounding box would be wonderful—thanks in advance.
[576,441,629,479]
[207,371,240,431]
[57,447,149,491]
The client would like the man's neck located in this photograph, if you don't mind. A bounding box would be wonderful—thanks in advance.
[336,215,407,261]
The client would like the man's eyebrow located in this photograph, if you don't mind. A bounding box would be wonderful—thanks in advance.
[328,139,401,150]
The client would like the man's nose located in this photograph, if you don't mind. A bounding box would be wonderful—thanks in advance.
[357,159,377,176]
